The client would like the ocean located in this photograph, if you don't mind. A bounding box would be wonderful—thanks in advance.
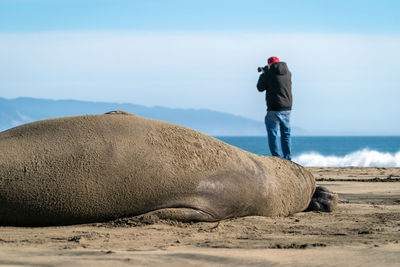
[215,136,400,167]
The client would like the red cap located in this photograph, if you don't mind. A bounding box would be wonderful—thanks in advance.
[267,56,280,65]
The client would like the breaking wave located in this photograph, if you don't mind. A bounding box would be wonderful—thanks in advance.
[293,149,400,167]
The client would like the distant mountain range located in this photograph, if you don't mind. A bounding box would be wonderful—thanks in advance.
[0,97,306,136]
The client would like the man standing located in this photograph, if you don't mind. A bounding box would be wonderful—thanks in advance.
[257,56,292,160]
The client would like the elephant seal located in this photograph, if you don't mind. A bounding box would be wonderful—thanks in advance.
[0,112,337,226]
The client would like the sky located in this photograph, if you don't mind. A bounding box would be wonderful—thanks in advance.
[1,0,400,135]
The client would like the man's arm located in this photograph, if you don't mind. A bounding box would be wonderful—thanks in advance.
[257,72,268,92]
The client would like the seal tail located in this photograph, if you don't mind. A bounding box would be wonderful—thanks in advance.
[306,186,339,212]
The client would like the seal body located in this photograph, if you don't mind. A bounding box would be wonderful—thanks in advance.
[0,113,316,226]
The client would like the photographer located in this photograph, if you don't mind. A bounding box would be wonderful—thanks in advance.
[257,56,292,160]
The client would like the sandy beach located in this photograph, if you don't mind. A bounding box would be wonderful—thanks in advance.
[1,167,399,266]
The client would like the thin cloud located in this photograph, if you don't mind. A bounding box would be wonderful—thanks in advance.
[0,31,399,134]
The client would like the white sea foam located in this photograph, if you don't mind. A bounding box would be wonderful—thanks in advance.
[293,149,400,167]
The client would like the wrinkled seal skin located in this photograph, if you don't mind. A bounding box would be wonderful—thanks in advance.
[0,112,334,226]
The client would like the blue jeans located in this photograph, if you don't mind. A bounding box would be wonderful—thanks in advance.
[265,110,292,160]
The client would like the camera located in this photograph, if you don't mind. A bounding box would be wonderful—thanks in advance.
[257,66,267,73]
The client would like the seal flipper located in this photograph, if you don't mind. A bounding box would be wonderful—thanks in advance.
[104,110,132,115]
[306,186,339,212]
[138,208,218,222]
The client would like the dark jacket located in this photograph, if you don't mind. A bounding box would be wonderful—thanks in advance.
[257,62,292,111]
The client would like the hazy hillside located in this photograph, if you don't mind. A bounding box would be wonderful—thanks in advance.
[0,97,275,136]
